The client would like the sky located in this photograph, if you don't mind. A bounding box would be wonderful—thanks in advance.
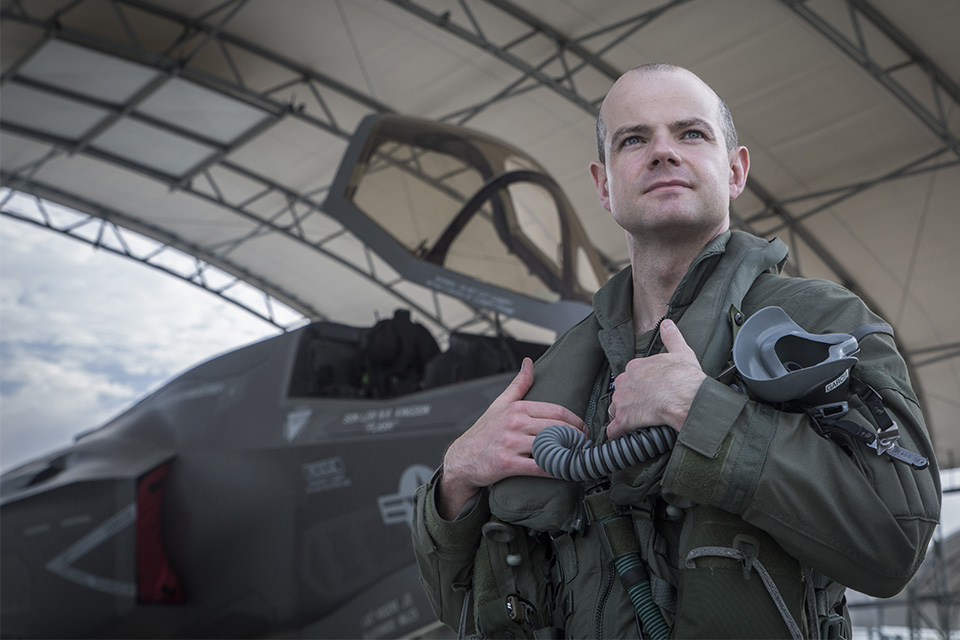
[2,207,959,543]
[0,215,282,471]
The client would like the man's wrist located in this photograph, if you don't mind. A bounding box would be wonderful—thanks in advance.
[436,466,481,521]
[423,469,490,551]
[666,372,707,430]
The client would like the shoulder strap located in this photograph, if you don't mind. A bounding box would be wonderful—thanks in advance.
[850,322,893,343]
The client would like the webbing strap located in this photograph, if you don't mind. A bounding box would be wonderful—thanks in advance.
[583,488,614,522]
[850,322,893,343]
[802,565,821,640]
[805,566,850,640]
[602,514,640,558]
[649,573,678,614]
[810,376,928,469]
[685,547,803,640]
[583,491,639,558]
[457,588,472,640]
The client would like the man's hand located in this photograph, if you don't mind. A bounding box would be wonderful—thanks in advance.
[606,319,706,440]
[437,357,585,520]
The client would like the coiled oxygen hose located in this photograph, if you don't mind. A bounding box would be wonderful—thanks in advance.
[531,424,676,638]
[532,424,677,482]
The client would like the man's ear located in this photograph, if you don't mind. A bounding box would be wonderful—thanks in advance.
[729,146,750,200]
[589,160,612,212]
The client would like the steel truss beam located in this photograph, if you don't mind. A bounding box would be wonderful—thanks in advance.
[388,0,864,292]
[0,0,510,339]
[387,0,960,365]
[4,0,951,340]
[0,184,308,330]
[390,0,954,288]
[746,147,958,231]
[908,342,960,369]
[779,0,960,160]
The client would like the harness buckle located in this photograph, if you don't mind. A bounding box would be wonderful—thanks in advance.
[505,595,536,629]
[820,612,847,640]
[809,401,849,421]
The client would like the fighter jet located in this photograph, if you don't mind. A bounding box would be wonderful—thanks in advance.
[0,114,606,638]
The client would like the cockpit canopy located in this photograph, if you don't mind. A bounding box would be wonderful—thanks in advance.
[323,115,606,333]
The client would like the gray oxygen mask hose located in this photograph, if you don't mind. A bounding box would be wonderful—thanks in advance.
[533,315,678,482]
[532,423,676,482]
[531,422,676,640]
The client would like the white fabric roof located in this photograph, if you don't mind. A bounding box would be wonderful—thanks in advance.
[1,0,958,466]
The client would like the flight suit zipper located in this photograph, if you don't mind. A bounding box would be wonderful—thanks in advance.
[594,560,616,639]
[642,315,667,358]
[591,313,668,638]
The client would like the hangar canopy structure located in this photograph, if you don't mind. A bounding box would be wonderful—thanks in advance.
[2,0,959,636]
[1,0,958,478]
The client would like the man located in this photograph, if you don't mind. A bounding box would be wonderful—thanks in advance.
[412,64,940,639]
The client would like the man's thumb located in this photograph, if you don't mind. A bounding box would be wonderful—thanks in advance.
[660,319,694,356]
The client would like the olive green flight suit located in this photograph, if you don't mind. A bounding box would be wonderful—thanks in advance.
[412,231,940,638]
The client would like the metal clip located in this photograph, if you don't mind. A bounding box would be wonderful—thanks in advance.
[505,595,536,628]
[869,441,929,470]
[867,423,899,456]
[863,422,928,469]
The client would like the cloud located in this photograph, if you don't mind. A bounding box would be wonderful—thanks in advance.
[0,219,281,470]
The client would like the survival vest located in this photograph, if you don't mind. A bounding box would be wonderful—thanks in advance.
[468,231,850,639]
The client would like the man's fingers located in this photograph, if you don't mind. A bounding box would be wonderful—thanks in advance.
[521,417,586,436]
[495,357,535,404]
[514,457,553,478]
[504,404,585,434]
[494,360,586,431]
[521,402,585,430]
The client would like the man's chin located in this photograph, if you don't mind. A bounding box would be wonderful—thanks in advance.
[621,214,728,244]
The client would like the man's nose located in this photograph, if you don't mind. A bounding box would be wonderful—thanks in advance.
[649,134,680,167]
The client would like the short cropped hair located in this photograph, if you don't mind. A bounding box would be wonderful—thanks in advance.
[595,63,738,163]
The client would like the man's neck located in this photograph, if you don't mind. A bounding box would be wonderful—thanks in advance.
[627,228,723,333]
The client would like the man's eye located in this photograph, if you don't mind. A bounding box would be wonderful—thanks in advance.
[623,135,641,146]
[682,130,705,140]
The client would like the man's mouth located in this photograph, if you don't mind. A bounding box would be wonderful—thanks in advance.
[644,180,690,194]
